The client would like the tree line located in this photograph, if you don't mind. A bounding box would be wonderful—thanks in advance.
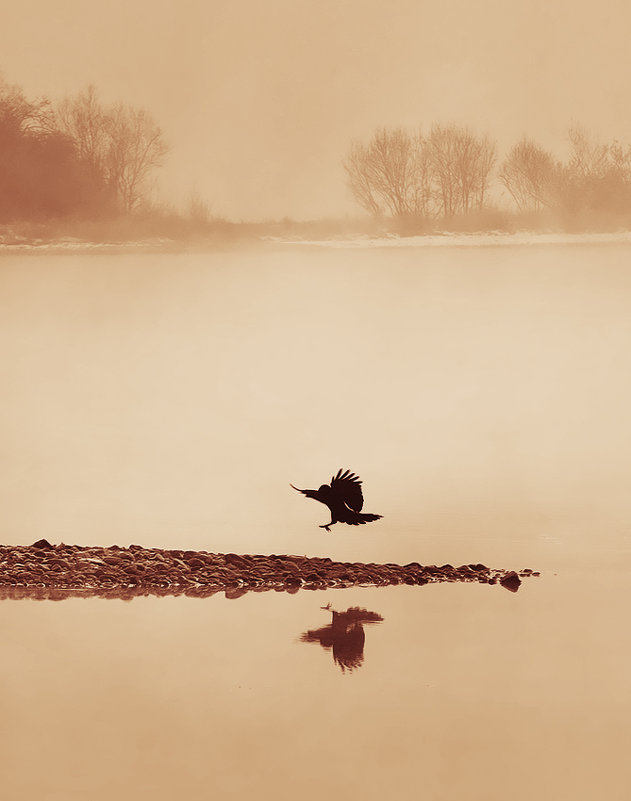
[344,125,631,230]
[0,78,167,223]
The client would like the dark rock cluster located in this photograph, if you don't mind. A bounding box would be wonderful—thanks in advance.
[0,541,539,601]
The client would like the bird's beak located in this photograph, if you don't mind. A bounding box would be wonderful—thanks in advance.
[289,483,304,493]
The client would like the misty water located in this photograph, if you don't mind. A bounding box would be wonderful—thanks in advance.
[2,241,631,800]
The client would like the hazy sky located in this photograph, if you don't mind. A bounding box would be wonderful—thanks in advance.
[2,0,631,219]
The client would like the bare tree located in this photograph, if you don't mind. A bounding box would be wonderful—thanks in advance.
[567,125,609,180]
[428,125,496,217]
[105,103,168,212]
[344,140,382,217]
[343,128,432,219]
[0,79,112,220]
[558,126,631,224]
[608,140,631,181]
[56,86,109,181]
[499,138,557,212]
[56,87,168,213]
[0,77,53,137]
[408,134,434,218]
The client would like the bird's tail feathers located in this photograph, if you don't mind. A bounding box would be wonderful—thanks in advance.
[350,512,383,526]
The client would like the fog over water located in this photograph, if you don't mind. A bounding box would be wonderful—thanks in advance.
[3,242,631,569]
[3,242,631,800]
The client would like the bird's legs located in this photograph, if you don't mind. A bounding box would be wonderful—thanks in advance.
[319,522,334,532]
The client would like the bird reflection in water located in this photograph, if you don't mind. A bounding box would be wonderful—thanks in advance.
[300,605,384,673]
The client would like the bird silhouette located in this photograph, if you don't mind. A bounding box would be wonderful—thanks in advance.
[290,468,383,531]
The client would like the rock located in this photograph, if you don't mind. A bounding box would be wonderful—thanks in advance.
[225,587,248,600]
[224,553,247,568]
[499,571,521,592]
[31,539,54,550]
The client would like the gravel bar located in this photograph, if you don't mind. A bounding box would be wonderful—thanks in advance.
[0,540,539,600]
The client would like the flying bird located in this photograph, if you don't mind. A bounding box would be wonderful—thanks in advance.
[290,468,383,532]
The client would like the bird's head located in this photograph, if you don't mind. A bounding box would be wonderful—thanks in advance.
[290,482,330,502]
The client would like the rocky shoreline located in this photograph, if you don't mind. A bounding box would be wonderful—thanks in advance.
[0,541,538,601]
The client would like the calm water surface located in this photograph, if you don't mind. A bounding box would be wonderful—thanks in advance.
[2,242,631,799]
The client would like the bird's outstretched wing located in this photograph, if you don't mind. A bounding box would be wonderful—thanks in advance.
[330,468,364,511]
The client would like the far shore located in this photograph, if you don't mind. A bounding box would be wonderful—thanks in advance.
[2,228,631,255]
[271,229,631,249]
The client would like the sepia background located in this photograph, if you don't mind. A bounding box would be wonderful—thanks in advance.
[2,2,631,801]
